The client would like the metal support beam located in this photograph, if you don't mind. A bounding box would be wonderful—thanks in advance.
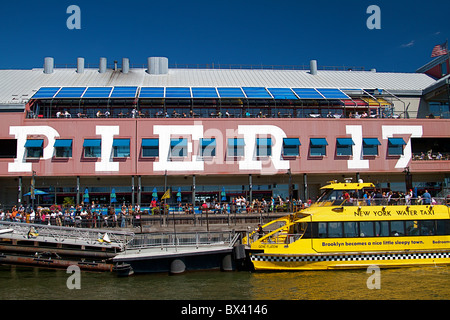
[18,176,22,204]
[76,176,80,205]
[137,175,142,206]
[131,175,135,208]
[249,174,253,203]
[192,175,196,206]
[303,173,308,202]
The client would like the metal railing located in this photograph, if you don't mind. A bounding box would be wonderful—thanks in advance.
[127,231,236,249]
[0,220,134,249]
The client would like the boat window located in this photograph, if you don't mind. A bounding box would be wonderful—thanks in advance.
[436,220,450,235]
[328,222,343,238]
[344,222,358,237]
[390,221,405,236]
[359,222,374,237]
[317,189,355,205]
[420,220,436,236]
[405,221,420,236]
[301,223,312,238]
[318,223,327,238]
[375,221,390,237]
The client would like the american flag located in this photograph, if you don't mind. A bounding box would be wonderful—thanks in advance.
[431,41,448,57]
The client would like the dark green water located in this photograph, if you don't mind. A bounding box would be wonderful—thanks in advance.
[0,265,449,300]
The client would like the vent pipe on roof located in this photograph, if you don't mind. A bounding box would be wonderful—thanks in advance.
[122,58,129,74]
[44,57,54,74]
[99,57,107,73]
[147,57,169,75]
[77,57,85,73]
[310,60,318,75]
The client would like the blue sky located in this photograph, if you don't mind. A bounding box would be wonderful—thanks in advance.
[0,0,448,72]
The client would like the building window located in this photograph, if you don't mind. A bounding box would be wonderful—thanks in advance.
[54,139,72,158]
[83,139,101,158]
[363,138,381,156]
[388,138,406,156]
[113,139,130,158]
[0,139,17,158]
[336,138,354,156]
[441,62,448,76]
[25,139,43,158]
[283,138,301,156]
[170,138,187,157]
[256,138,272,157]
[309,138,328,157]
[142,138,159,157]
[227,138,245,157]
[200,138,216,157]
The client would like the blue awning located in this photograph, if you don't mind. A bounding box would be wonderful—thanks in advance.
[200,138,216,146]
[142,138,159,147]
[24,139,43,148]
[283,138,301,146]
[388,138,406,146]
[256,138,272,146]
[54,139,72,148]
[170,139,187,147]
[363,138,381,146]
[83,139,101,147]
[310,138,328,146]
[336,138,355,146]
[228,138,245,146]
[113,139,130,147]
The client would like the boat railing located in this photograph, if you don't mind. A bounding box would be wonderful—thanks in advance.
[127,231,236,249]
[316,197,449,207]
[254,232,303,245]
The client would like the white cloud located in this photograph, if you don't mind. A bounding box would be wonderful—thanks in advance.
[400,40,415,48]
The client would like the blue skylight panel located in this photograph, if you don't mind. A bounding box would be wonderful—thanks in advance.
[55,87,87,98]
[32,87,61,99]
[217,87,245,98]
[191,87,218,98]
[139,87,165,98]
[110,86,138,98]
[165,87,192,98]
[316,88,350,99]
[82,87,113,98]
[292,88,324,99]
[242,87,272,98]
[267,88,298,100]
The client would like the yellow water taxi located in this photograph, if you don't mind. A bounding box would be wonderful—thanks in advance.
[246,180,450,270]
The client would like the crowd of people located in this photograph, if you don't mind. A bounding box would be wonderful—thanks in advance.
[0,195,308,228]
[0,202,142,228]
[2,189,447,228]
[342,189,442,206]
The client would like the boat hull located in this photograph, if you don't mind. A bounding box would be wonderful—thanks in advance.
[113,246,236,274]
[250,250,450,271]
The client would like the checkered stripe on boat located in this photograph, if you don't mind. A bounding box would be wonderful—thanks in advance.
[251,252,450,262]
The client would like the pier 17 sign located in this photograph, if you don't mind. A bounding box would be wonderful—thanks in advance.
[1,118,435,176]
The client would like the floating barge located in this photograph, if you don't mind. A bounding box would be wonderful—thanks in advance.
[0,221,246,275]
[112,231,244,276]
[0,221,133,271]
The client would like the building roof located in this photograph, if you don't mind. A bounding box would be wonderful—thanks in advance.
[0,67,437,104]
